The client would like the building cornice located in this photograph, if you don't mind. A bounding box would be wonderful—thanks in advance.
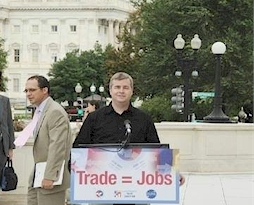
[0,7,9,20]
[8,6,133,14]
[10,7,123,10]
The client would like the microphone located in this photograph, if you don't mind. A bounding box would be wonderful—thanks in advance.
[124,119,131,134]
[121,120,131,149]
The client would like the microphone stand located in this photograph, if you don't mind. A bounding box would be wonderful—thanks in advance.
[121,131,131,149]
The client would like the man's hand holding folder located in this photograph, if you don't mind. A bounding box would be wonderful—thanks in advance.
[33,160,65,188]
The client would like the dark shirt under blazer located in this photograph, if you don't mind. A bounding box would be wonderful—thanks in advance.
[73,103,160,147]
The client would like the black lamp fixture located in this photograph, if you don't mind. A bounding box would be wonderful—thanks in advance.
[75,83,83,104]
[75,83,82,95]
[203,42,231,123]
[173,34,201,122]
[99,84,105,105]
[75,83,83,119]
[90,84,96,100]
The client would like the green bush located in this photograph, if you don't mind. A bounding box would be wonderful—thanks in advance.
[191,97,213,120]
[14,114,32,121]
[139,95,182,122]
[139,94,219,122]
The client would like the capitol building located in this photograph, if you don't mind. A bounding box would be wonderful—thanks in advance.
[0,0,134,106]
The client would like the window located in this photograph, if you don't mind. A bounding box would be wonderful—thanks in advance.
[13,25,20,33]
[70,25,77,32]
[98,19,108,41]
[66,43,78,53]
[48,43,59,62]
[32,49,39,63]
[13,78,20,92]
[32,25,39,33]
[14,49,20,62]
[51,25,58,32]
[51,53,58,63]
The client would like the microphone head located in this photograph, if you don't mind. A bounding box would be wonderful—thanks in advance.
[124,119,131,126]
[124,119,131,133]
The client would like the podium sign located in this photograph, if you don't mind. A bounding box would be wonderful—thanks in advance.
[70,146,179,204]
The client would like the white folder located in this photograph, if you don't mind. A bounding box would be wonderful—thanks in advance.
[33,160,65,188]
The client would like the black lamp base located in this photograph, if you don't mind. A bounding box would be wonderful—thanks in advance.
[203,108,232,123]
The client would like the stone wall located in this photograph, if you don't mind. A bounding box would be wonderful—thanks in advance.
[7,122,254,194]
[156,122,254,172]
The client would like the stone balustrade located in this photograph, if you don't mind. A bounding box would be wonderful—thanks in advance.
[5,122,254,195]
[157,122,254,173]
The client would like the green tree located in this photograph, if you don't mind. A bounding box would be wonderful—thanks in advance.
[102,45,142,97]
[48,50,80,104]
[0,38,8,91]
[48,43,106,104]
[121,0,253,120]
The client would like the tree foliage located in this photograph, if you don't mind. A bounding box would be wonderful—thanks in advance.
[120,0,253,120]
[0,38,8,91]
[48,43,107,104]
[140,94,182,122]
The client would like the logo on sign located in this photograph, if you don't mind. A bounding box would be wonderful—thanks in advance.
[114,191,121,198]
[146,189,157,199]
[96,190,103,198]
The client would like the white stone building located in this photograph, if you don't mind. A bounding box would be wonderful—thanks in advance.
[0,0,134,106]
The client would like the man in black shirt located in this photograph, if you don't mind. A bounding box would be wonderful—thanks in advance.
[73,100,159,145]
[73,72,185,204]
[74,72,160,146]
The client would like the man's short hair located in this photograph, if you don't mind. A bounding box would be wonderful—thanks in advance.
[27,75,50,94]
[109,72,133,89]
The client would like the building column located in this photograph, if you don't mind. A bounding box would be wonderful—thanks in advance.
[0,19,3,38]
[114,20,120,46]
[22,19,29,63]
[40,19,48,64]
[108,19,114,45]
[87,18,98,49]
[3,19,11,61]
[60,19,66,58]
[79,18,88,50]
[118,21,126,48]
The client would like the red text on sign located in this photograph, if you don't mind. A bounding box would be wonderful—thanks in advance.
[76,171,117,185]
[137,171,172,185]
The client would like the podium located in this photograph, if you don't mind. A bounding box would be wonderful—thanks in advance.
[70,143,179,204]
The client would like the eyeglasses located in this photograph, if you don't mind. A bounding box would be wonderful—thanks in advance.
[24,88,40,93]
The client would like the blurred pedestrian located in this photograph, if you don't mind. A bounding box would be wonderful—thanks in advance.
[82,100,100,121]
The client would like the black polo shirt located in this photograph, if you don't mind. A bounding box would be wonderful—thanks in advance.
[73,103,160,147]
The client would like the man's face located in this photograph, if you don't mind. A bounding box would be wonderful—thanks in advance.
[25,79,47,106]
[109,79,133,104]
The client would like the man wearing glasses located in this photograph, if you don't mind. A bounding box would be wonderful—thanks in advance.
[17,75,72,205]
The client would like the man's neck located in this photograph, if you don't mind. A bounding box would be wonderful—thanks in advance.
[112,101,130,115]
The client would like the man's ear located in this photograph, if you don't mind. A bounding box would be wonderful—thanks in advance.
[109,88,112,96]
[42,87,49,94]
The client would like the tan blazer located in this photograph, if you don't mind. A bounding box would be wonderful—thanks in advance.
[29,97,72,194]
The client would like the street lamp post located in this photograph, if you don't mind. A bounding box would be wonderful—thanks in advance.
[75,83,82,98]
[75,83,83,121]
[99,84,105,106]
[203,42,231,123]
[173,34,201,122]
[90,84,96,100]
